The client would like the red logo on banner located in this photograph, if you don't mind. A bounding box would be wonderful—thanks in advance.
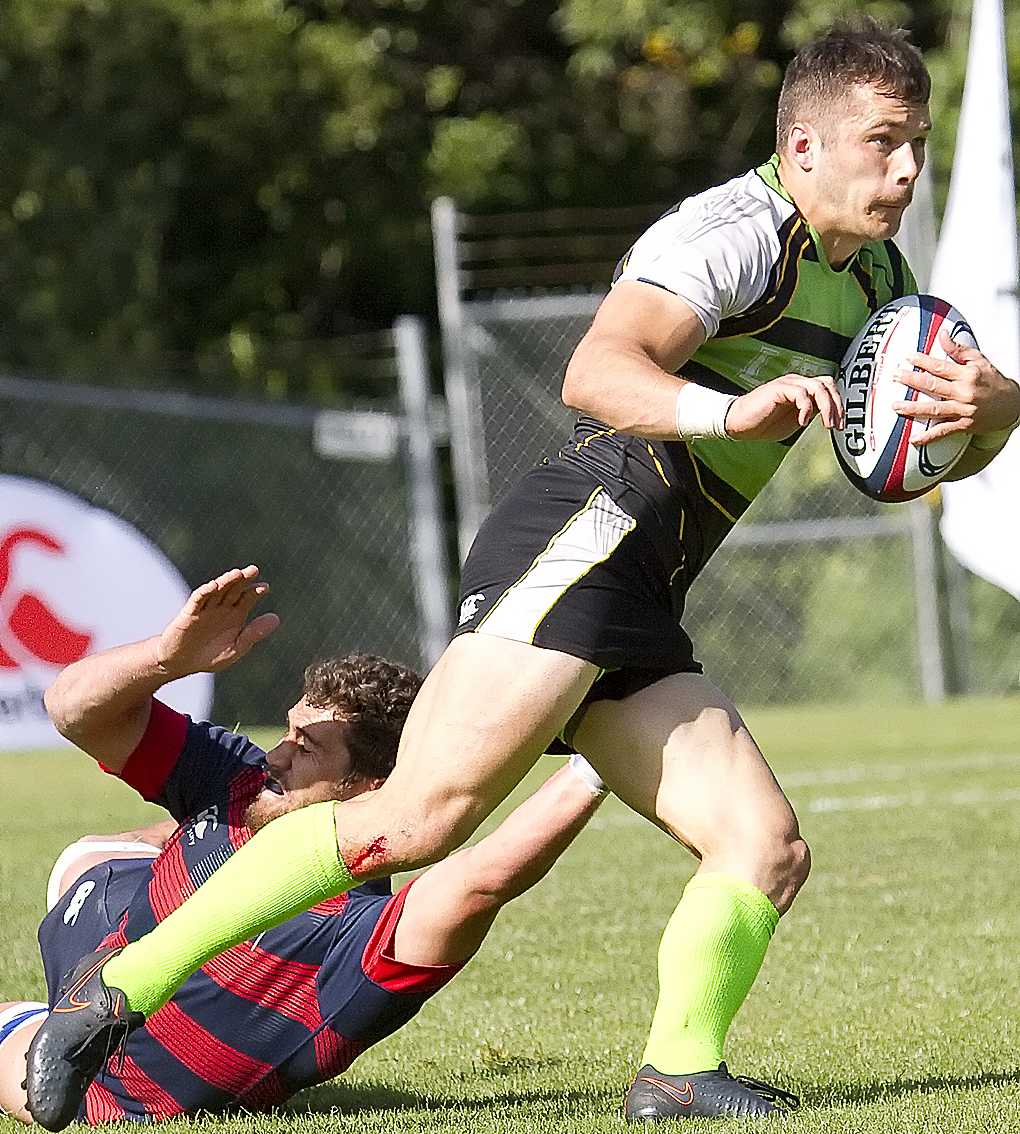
[0,528,93,669]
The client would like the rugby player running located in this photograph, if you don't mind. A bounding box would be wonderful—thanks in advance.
[27,17,1020,1126]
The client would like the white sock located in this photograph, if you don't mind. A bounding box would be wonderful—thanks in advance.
[0,1003,48,1046]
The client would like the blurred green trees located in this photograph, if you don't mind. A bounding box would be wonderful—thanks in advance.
[0,0,992,398]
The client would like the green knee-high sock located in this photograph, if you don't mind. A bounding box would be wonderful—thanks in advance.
[641,872,779,1074]
[102,800,353,1016]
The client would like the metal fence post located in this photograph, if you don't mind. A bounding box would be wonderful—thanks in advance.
[941,539,974,694]
[432,196,489,561]
[909,497,947,702]
[394,315,452,667]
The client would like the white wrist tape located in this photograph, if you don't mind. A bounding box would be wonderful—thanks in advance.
[674,383,738,440]
[568,752,609,798]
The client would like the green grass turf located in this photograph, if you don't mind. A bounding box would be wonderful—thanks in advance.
[4,696,1020,1131]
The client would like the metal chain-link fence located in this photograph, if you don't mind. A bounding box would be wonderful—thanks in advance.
[433,200,1013,706]
[463,297,594,511]
[0,319,451,727]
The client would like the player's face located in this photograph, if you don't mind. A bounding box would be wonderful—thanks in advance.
[246,698,374,831]
[810,83,930,259]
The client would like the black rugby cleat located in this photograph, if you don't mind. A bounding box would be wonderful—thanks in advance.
[26,948,144,1131]
[625,1062,799,1121]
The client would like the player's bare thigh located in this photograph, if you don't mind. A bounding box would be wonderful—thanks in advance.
[0,1005,43,1123]
[572,671,808,912]
[332,633,598,872]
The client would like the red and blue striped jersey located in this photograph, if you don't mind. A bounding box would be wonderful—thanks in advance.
[38,700,463,1123]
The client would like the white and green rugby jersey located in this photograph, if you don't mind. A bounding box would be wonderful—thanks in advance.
[560,155,915,588]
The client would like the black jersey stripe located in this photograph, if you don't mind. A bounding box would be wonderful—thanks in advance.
[778,424,807,448]
[754,315,852,364]
[884,240,906,299]
[678,358,746,397]
[663,439,753,519]
[850,257,879,312]
[715,214,812,339]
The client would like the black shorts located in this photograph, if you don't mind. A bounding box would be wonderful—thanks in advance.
[454,461,702,724]
[38,859,154,1003]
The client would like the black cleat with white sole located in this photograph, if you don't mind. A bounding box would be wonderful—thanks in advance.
[625,1062,799,1121]
[25,947,144,1131]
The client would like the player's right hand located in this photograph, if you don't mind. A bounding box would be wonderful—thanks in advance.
[724,373,843,442]
[155,566,280,678]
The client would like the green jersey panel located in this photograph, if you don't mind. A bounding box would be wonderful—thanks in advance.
[684,157,916,500]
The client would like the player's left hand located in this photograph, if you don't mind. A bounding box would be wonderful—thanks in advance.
[724,373,843,442]
[155,566,280,678]
[893,327,1020,444]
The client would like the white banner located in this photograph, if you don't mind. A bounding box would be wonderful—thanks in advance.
[0,475,213,751]
[928,0,1020,599]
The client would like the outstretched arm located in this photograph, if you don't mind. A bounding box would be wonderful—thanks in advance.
[44,566,279,772]
[389,755,608,968]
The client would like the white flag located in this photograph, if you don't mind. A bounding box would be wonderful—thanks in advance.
[929,0,1020,599]
[895,157,936,291]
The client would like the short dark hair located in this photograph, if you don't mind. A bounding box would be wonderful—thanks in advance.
[776,16,930,151]
[302,653,422,782]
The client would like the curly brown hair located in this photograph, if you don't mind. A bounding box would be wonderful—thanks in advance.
[777,16,930,152]
[301,653,422,782]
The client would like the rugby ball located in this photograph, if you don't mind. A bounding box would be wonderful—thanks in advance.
[833,294,976,502]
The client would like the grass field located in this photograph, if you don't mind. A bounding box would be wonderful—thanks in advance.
[4,696,1020,1132]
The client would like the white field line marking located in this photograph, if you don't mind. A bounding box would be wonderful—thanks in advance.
[783,751,1020,814]
[583,751,1020,826]
[779,750,1020,788]
[803,785,1020,814]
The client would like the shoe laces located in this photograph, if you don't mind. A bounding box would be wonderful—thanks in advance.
[108,1024,132,1078]
[732,1072,800,1111]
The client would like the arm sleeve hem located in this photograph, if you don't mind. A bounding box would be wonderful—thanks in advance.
[101,699,188,800]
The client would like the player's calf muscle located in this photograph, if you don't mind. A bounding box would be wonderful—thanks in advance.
[766,834,810,915]
[334,791,482,879]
